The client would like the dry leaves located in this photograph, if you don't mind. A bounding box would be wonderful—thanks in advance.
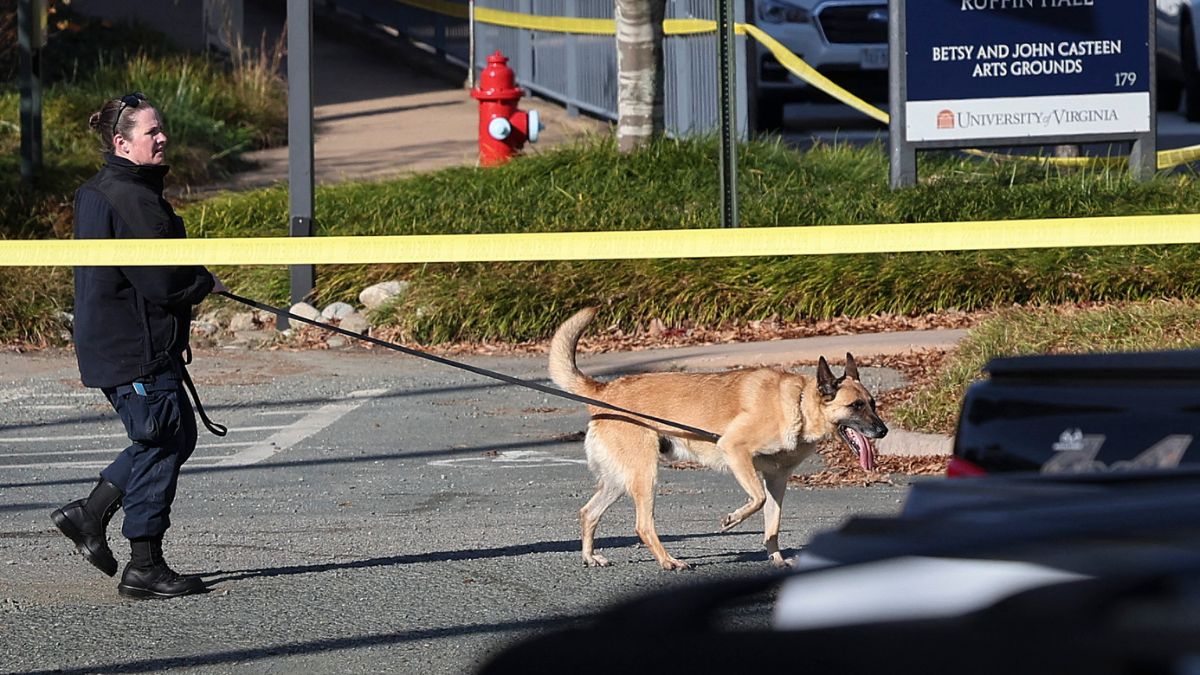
[789,442,949,488]
[667,443,949,488]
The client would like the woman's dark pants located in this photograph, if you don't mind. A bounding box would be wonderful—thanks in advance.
[99,371,196,540]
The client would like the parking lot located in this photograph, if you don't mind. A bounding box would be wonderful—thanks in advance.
[0,346,910,674]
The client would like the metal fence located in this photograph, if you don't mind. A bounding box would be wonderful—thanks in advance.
[323,0,748,137]
[661,0,748,137]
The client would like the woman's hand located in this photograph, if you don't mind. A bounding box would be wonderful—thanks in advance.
[211,274,229,295]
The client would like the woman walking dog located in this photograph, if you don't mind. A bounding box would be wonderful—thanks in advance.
[51,92,227,599]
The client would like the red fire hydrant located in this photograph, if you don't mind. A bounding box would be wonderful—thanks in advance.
[471,51,542,167]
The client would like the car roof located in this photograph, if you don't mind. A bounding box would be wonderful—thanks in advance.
[984,349,1200,378]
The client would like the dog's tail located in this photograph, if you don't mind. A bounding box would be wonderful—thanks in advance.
[549,307,604,397]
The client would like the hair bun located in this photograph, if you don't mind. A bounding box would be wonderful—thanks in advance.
[88,112,102,131]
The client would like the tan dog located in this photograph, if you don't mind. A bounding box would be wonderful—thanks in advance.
[549,308,888,570]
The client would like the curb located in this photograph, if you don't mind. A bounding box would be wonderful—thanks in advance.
[877,429,953,458]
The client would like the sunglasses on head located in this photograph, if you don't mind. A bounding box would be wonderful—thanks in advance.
[112,92,147,137]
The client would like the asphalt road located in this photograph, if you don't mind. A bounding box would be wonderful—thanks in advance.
[0,346,915,674]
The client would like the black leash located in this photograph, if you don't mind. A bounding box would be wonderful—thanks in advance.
[218,292,721,443]
[176,347,227,438]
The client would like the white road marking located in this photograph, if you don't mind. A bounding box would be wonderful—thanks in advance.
[429,449,586,468]
[0,389,387,470]
[0,458,232,470]
[213,388,388,467]
[0,390,96,403]
[0,441,256,458]
[0,425,288,443]
[3,460,112,470]
[23,405,83,411]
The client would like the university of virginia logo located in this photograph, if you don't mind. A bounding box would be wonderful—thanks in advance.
[936,109,955,129]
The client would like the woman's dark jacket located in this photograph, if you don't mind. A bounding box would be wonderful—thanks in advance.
[73,154,214,389]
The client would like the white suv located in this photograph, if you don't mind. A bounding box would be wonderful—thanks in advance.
[750,0,888,130]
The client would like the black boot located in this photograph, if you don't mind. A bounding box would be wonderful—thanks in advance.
[51,477,123,576]
[117,536,206,599]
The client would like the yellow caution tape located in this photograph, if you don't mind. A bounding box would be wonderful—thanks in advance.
[4,215,1199,266]
[664,18,720,35]
[1157,144,1200,170]
[737,24,888,125]
[967,140,1200,171]
[473,7,613,34]
[962,148,1125,168]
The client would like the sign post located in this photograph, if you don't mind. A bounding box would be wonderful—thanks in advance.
[890,0,1155,188]
[18,0,46,186]
[717,0,739,228]
[285,0,316,328]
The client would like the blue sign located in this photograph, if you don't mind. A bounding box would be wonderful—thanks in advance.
[905,0,1150,102]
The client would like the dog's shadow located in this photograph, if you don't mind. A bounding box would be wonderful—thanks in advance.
[199,531,774,585]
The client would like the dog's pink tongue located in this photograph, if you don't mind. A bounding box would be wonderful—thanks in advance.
[849,428,876,471]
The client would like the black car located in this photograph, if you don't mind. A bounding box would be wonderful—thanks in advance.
[479,468,1200,675]
[950,350,1200,476]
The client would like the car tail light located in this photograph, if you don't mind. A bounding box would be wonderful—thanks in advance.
[946,456,987,477]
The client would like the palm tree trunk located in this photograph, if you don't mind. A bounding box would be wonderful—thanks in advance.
[615,0,667,153]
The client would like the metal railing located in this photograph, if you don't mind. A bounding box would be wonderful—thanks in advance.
[322,0,471,66]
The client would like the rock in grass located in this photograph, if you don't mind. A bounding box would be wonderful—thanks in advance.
[339,313,371,336]
[321,302,356,320]
[359,280,409,309]
[233,330,274,348]
[290,302,321,322]
[191,321,219,337]
[228,312,257,332]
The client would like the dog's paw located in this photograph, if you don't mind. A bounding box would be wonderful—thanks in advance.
[583,554,611,567]
[659,557,691,571]
[768,552,793,569]
[719,513,744,532]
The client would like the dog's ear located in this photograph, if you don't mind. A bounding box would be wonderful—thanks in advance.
[844,353,860,381]
[817,356,839,400]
